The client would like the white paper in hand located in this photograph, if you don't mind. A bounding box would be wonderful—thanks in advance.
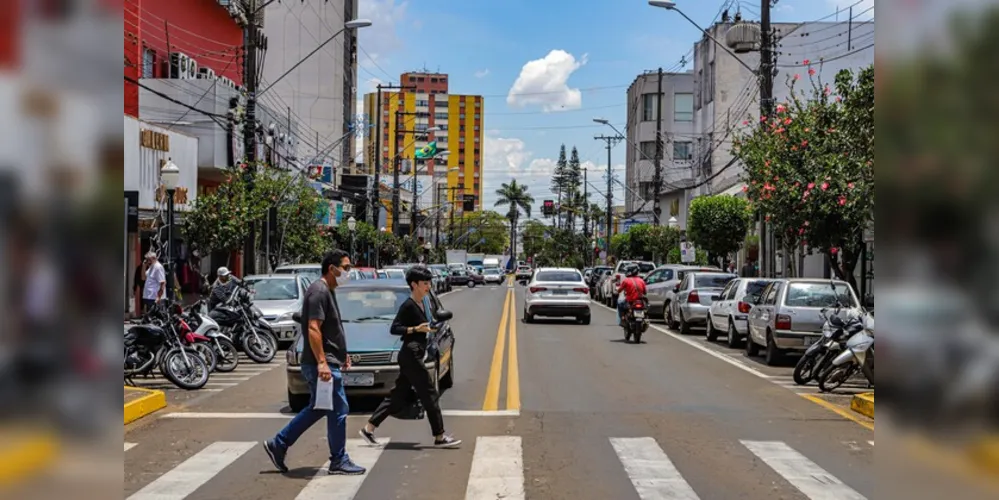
[314,376,335,411]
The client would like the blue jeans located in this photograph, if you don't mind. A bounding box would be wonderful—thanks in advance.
[617,298,627,324]
[274,364,350,465]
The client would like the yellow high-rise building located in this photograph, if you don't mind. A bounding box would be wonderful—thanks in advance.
[363,72,484,229]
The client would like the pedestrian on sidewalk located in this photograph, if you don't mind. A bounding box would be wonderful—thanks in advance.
[263,250,366,476]
[142,251,165,313]
[360,265,461,449]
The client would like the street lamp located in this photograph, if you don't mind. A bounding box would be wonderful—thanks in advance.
[667,216,679,229]
[347,216,357,263]
[160,158,181,300]
[647,1,757,74]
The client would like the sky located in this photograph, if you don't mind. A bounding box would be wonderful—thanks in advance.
[353,0,875,219]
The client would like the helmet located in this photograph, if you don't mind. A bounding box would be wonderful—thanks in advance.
[624,264,640,277]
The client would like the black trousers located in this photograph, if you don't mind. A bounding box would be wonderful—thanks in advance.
[369,340,445,436]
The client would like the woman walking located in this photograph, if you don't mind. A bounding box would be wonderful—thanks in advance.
[359,265,461,448]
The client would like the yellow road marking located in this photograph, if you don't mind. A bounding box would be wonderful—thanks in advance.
[482,288,511,411]
[800,394,874,431]
[506,288,521,411]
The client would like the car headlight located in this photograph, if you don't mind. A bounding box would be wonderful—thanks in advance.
[391,351,399,363]
[278,312,295,322]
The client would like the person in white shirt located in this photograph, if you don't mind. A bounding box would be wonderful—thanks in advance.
[142,251,166,313]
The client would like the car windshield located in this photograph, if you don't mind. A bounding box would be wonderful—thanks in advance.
[536,271,582,282]
[694,274,736,289]
[382,269,405,279]
[784,282,857,308]
[338,289,411,322]
[745,280,772,302]
[620,262,655,273]
[484,269,501,275]
[245,278,299,300]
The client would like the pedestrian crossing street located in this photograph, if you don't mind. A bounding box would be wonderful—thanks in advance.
[125,435,873,500]
[126,354,285,393]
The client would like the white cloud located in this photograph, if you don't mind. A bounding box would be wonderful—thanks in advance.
[506,50,587,112]
[357,0,408,68]
[474,69,490,78]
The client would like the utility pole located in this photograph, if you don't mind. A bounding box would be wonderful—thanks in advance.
[652,67,664,226]
[759,0,776,277]
[371,84,382,226]
[411,159,420,237]
[392,95,403,235]
[595,134,623,258]
[582,166,589,239]
[242,0,259,276]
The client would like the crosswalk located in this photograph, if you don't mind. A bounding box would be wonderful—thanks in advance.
[125,435,871,500]
[126,353,284,392]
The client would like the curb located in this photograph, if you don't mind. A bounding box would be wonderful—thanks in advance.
[125,386,167,425]
[0,432,59,486]
[851,392,874,419]
[969,438,999,476]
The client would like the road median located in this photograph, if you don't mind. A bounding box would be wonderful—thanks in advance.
[125,386,167,425]
[851,392,874,419]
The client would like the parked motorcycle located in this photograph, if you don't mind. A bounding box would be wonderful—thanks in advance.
[622,298,650,344]
[817,322,874,393]
[124,304,210,390]
[793,305,865,385]
[210,282,277,364]
[184,299,239,372]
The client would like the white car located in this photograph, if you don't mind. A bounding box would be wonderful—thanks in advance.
[523,268,591,325]
[482,268,505,285]
[706,278,778,348]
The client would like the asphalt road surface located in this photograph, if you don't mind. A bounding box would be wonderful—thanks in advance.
[124,281,893,499]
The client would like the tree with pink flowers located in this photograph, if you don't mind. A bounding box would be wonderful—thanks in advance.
[733,65,873,291]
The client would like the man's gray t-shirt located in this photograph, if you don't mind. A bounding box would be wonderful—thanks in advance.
[299,279,347,367]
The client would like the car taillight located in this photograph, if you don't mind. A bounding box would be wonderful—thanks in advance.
[530,287,547,294]
[573,287,589,294]
[775,314,792,330]
[688,291,700,303]
[738,302,752,314]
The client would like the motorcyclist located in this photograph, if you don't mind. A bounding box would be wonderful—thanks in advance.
[616,264,647,326]
[208,266,240,310]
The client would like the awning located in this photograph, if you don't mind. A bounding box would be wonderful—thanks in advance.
[718,182,747,197]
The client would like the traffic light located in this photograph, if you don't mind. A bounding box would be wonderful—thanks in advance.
[542,199,554,216]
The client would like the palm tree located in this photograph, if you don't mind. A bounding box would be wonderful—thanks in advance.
[494,180,534,262]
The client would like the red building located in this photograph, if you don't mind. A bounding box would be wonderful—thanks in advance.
[124,0,244,117]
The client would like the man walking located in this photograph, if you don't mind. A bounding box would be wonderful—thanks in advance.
[263,250,366,476]
[142,251,166,313]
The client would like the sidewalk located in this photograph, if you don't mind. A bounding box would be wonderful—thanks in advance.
[125,386,166,425]
[0,428,59,487]
[851,393,874,419]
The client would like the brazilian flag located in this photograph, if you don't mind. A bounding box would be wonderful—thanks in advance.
[415,141,438,160]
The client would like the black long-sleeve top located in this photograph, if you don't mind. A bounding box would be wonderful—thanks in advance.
[390,297,429,344]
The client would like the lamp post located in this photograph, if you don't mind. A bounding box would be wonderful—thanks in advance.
[347,216,357,263]
[667,216,679,230]
[423,241,433,264]
[160,159,181,300]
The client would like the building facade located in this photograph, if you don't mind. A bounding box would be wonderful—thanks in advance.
[624,70,696,228]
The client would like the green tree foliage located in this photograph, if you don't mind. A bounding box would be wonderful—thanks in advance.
[494,180,534,257]
[519,220,548,261]
[609,224,681,263]
[451,211,510,254]
[733,65,873,289]
[183,167,258,255]
[687,195,752,265]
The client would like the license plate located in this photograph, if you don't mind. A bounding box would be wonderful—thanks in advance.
[552,290,568,295]
[343,373,374,387]
[633,311,645,319]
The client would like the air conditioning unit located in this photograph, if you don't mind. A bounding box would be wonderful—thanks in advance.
[169,52,190,79]
[198,67,216,80]
[185,57,199,80]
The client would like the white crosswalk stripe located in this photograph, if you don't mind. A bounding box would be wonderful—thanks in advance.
[295,439,389,500]
[127,441,256,500]
[741,440,867,500]
[125,437,866,499]
[126,356,284,392]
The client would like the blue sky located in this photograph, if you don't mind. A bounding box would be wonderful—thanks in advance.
[356,0,874,216]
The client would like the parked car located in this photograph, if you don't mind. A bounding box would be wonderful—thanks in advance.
[601,261,657,307]
[523,268,591,324]
[429,264,453,292]
[746,278,863,366]
[352,267,378,280]
[467,268,485,287]
[448,268,472,287]
[285,280,456,410]
[593,269,614,303]
[243,274,312,345]
[377,268,406,280]
[588,266,612,297]
[646,265,719,322]
[274,263,321,282]
[667,271,738,334]
[429,267,448,294]
[482,268,505,285]
[706,278,779,348]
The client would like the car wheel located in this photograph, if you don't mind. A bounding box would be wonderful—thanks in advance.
[745,331,760,357]
[579,314,591,325]
[678,310,691,335]
[726,321,742,349]
[706,317,719,342]
[665,302,677,329]
[468,281,476,288]
[524,309,534,323]
[765,330,783,366]
[439,355,454,391]
[288,391,310,413]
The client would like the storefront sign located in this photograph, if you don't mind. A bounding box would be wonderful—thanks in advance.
[140,129,170,152]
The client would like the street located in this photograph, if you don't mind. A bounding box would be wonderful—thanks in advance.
[123,282,881,499]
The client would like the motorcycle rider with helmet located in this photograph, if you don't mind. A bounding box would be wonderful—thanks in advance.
[209,266,240,310]
[616,264,647,326]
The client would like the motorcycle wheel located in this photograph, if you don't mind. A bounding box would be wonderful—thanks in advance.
[793,352,818,385]
[162,348,210,390]
[633,329,643,344]
[191,343,216,372]
[213,339,240,373]
[243,329,277,363]
[818,364,857,393]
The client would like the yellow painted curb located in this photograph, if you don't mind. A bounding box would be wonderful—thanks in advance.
[125,386,167,425]
[969,437,999,476]
[851,392,875,419]
[0,432,59,486]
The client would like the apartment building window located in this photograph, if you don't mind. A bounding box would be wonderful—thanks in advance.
[459,137,465,142]
[673,141,693,161]
[642,93,659,122]
[474,101,480,108]
[474,114,480,119]
[416,100,429,107]
[474,125,479,131]
[474,137,479,143]
[639,141,657,159]
[431,77,438,83]
[459,126,465,132]
[706,61,715,104]
[674,93,694,122]
[474,183,480,192]
[696,69,703,110]
[435,101,449,108]
[460,113,465,119]
[415,124,428,132]
[460,101,465,107]
[142,48,156,78]
[435,112,448,120]
[474,148,480,155]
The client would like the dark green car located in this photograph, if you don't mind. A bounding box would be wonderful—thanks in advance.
[285,280,456,411]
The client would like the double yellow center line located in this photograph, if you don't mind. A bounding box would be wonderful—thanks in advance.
[482,283,520,411]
